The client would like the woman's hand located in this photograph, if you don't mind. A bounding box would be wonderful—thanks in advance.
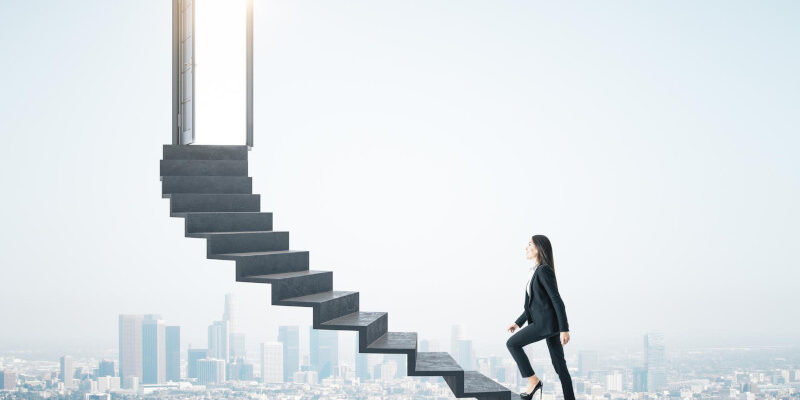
[560,331,570,345]
[507,323,519,333]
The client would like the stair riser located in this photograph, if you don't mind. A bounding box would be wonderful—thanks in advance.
[185,212,272,234]
[162,176,252,196]
[311,293,359,323]
[271,272,333,302]
[444,375,465,396]
[235,252,310,277]
[362,314,388,349]
[163,145,247,160]
[160,160,248,176]
[171,194,260,215]
[207,232,289,256]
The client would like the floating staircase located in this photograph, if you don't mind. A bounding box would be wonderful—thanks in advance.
[160,144,515,400]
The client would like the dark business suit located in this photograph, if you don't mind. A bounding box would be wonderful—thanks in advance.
[506,263,575,400]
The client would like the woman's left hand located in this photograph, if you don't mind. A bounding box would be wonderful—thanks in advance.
[560,331,570,346]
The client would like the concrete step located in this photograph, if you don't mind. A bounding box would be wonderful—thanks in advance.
[366,331,417,354]
[278,290,359,324]
[245,270,334,301]
[209,249,309,277]
[170,194,260,216]
[204,231,289,256]
[412,352,463,377]
[162,144,247,160]
[160,159,248,177]
[185,212,272,235]
[322,312,388,348]
[458,371,513,400]
[162,176,252,197]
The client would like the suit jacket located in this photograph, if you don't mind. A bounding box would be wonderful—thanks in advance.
[514,263,569,335]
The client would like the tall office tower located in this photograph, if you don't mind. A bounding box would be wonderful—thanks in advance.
[633,367,648,392]
[260,342,283,383]
[455,339,474,370]
[0,371,17,391]
[578,351,599,376]
[380,360,398,382]
[197,359,226,385]
[142,315,166,384]
[278,326,299,382]
[118,314,144,386]
[606,370,623,392]
[450,325,464,356]
[384,353,407,378]
[59,355,74,389]
[97,360,115,378]
[165,326,180,382]
[230,332,246,361]
[645,332,667,393]
[309,327,338,379]
[223,293,238,333]
[187,348,208,379]
[355,335,369,381]
[208,320,229,361]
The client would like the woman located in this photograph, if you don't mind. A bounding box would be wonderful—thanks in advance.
[506,235,575,400]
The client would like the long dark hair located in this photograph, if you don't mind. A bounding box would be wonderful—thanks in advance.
[531,234,555,271]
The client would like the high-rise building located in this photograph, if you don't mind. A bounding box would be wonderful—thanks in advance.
[606,370,623,392]
[380,360,398,382]
[60,355,74,389]
[278,326,299,382]
[208,320,229,361]
[420,339,430,352]
[645,332,666,393]
[97,360,115,378]
[578,351,599,376]
[228,358,254,381]
[309,327,338,379]
[142,315,166,384]
[230,332,246,361]
[165,326,180,382]
[455,339,474,370]
[0,371,17,391]
[187,348,208,379]
[118,314,144,386]
[450,325,463,356]
[197,359,226,385]
[260,342,283,383]
[633,367,648,392]
[223,293,238,333]
[355,335,369,381]
[384,354,407,378]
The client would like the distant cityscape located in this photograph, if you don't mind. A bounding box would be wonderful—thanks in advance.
[1,295,798,399]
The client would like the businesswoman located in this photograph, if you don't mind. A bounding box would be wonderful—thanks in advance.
[506,235,575,400]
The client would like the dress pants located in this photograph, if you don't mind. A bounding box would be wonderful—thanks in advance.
[506,325,575,400]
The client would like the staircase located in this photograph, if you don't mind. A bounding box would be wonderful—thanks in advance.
[160,144,515,400]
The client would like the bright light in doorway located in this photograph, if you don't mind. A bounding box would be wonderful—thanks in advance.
[194,0,247,145]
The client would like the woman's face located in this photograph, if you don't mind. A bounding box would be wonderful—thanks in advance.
[525,239,538,261]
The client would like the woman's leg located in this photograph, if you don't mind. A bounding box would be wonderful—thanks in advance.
[506,324,551,378]
[545,333,575,400]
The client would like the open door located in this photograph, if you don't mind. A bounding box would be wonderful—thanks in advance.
[172,0,195,145]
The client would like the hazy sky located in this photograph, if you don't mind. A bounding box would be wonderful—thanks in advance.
[1,0,798,364]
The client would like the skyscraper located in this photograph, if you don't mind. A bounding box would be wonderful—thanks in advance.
[97,360,115,378]
[278,326,299,382]
[355,335,369,381]
[142,315,166,384]
[633,367,648,392]
[455,339,474,370]
[450,325,463,356]
[223,293,238,333]
[208,320,229,361]
[309,326,338,380]
[119,314,144,386]
[645,332,666,393]
[230,332,246,361]
[0,371,17,391]
[197,359,226,385]
[60,355,74,389]
[187,348,208,379]
[165,326,180,382]
[260,342,283,383]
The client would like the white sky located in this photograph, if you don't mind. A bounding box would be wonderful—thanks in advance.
[0,0,798,362]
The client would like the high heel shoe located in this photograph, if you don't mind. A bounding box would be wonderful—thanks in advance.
[519,380,543,400]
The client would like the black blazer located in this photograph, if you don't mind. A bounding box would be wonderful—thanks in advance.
[514,263,569,336]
